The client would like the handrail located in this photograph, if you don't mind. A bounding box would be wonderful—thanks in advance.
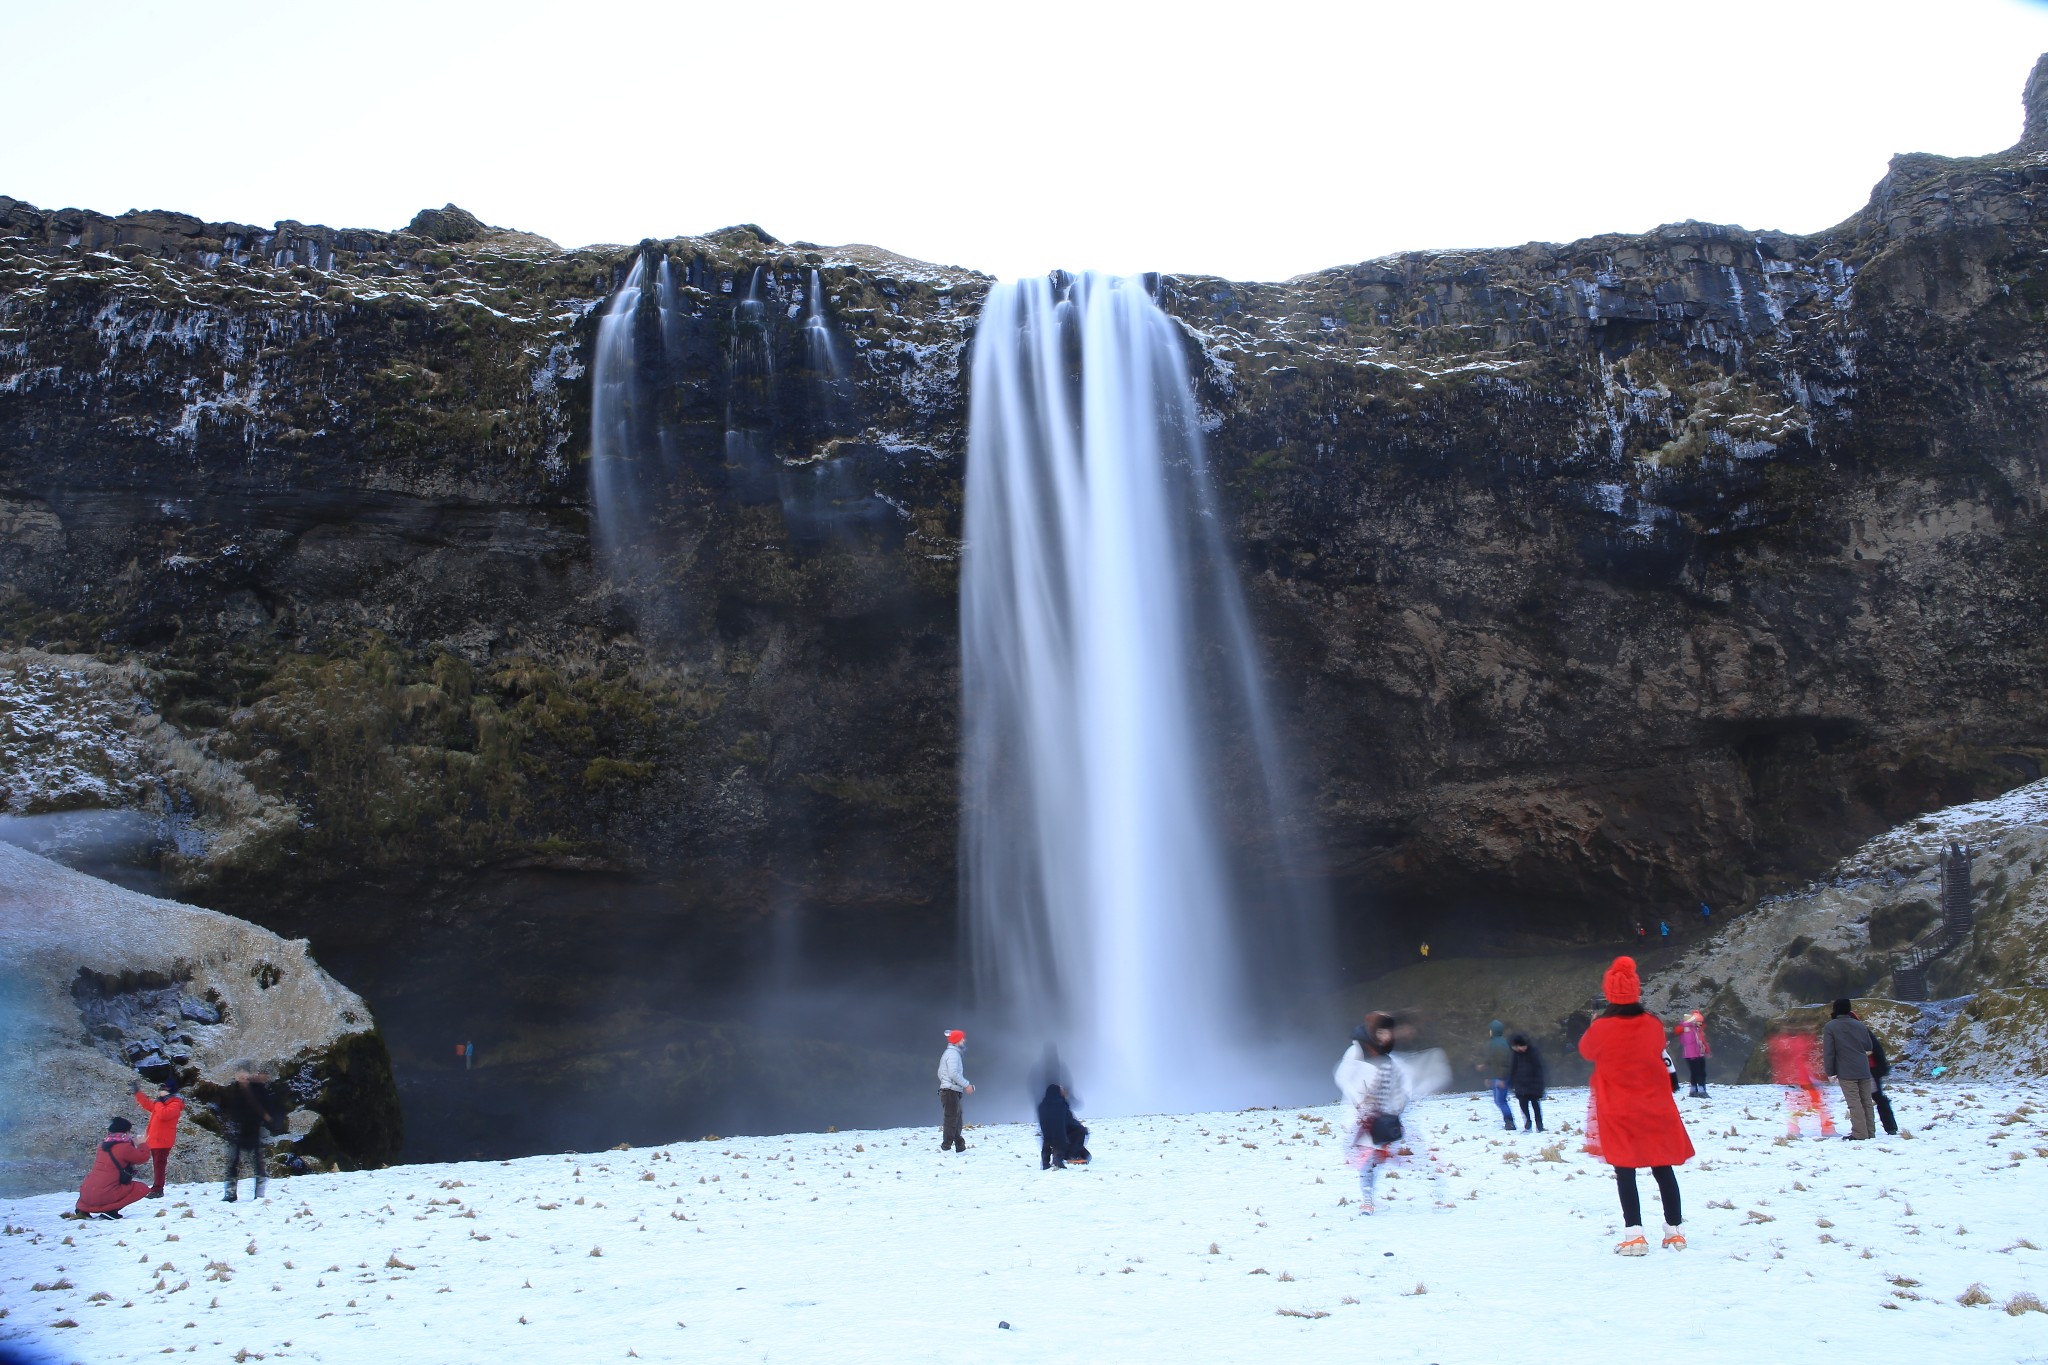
[1890,841,1972,1002]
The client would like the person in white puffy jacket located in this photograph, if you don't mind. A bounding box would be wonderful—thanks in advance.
[936,1030,973,1152]
[1335,1013,1450,1214]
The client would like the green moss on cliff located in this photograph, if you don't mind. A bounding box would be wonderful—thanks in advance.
[216,636,698,877]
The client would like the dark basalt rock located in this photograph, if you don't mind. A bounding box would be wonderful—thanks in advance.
[406,204,488,245]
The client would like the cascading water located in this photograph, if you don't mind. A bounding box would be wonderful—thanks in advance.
[589,254,674,603]
[962,273,1327,1116]
[802,268,844,382]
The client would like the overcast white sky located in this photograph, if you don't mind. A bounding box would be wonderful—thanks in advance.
[6,0,2047,282]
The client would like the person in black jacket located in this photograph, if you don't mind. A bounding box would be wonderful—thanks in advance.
[1507,1034,1547,1132]
[1866,1018,1900,1137]
[219,1061,287,1202]
[1037,1084,1089,1169]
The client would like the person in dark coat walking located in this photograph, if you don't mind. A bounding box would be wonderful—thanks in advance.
[219,1061,287,1202]
[1037,1084,1089,1169]
[1869,1031,1900,1136]
[1821,1000,1878,1140]
[1507,1035,1547,1131]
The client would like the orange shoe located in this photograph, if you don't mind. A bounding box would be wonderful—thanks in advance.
[1661,1226,1687,1250]
[1614,1233,1649,1257]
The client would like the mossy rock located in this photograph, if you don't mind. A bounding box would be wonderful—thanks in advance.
[1768,943,1872,1006]
[1869,897,1939,949]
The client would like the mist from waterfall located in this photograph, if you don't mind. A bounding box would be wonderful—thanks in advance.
[962,273,1329,1117]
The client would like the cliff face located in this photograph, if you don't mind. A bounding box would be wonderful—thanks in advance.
[1178,148,2048,941]
[4,76,2048,989]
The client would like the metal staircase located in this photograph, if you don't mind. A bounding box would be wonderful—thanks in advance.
[1892,842,1974,1002]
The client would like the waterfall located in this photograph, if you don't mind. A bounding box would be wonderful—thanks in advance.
[961,273,1326,1116]
[803,268,844,381]
[589,255,662,598]
[590,251,697,630]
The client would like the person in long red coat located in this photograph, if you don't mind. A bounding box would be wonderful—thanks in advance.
[1578,956,1694,1256]
[75,1117,152,1218]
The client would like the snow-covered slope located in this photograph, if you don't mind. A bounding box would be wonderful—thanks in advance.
[1641,777,2048,1070]
[3,1085,2044,1364]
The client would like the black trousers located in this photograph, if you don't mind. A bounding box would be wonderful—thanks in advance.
[1873,1083,1898,1135]
[1517,1097,1544,1129]
[1686,1057,1707,1088]
[939,1089,964,1150]
[1615,1165,1681,1228]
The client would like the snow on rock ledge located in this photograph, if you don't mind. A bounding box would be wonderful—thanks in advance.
[0,842,400,1197]
[1643,778,2048,1078]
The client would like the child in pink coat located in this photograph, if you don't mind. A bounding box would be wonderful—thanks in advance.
[1676,1011,1711,1097]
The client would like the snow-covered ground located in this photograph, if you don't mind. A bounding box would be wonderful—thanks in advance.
[3,1084,2045,1364]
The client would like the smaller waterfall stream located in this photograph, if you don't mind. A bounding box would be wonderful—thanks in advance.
[589,255,671,601]
[803,268,844,382]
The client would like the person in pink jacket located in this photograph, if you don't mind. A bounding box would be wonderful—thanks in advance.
[1675,1010,1711,1097]
[75,1117,151,1219]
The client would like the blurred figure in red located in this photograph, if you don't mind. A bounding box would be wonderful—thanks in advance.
[1767,1030,1835,1138]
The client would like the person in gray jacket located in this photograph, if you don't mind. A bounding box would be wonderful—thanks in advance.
[1821,999,1878,1140]
[936,1029,974,1152]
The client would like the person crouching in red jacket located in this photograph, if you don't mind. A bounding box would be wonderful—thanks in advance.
[134,1077,185,1197]
[75,1117,152,1219]
[1579,956,1695,1256]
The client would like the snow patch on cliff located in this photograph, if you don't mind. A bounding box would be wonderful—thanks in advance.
[0,655,156,813]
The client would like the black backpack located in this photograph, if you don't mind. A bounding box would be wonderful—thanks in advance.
[101,1139,137,1185]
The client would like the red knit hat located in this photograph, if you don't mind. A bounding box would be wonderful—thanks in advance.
[1602,956,1641,1005]
[945,1029,965,1045]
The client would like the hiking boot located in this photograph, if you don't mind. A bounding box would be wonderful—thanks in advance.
[146,1188,164,1199]
[223,1188,238,1203]
[1614,1233,1649,1256]
[1661,1225,1686,1250]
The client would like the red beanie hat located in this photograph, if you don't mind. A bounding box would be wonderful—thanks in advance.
[945,1029,965,1046]
[1602,956,1641,1005]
